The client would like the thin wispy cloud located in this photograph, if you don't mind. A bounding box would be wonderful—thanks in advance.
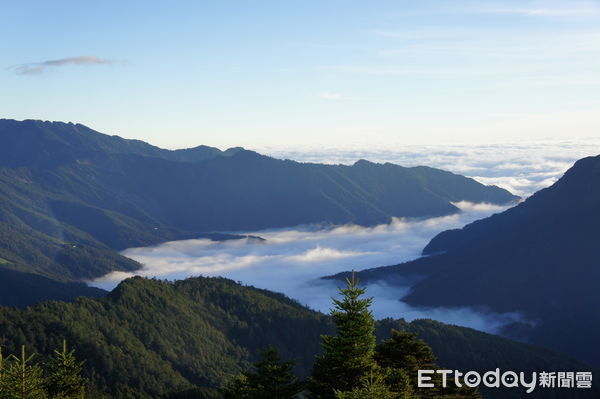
[372,27,482,40]
[484,7,600,17]
[13,56,115,75]
[372,29,424,39]
[324,23,600,96]
[318,91,353,100]
[320,64,509,77]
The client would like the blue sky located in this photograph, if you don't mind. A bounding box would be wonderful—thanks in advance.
[2,0,600,149]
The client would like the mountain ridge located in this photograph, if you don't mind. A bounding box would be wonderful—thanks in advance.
[0,119,518,284]
[339,154,600,366]
[0,118,242,167]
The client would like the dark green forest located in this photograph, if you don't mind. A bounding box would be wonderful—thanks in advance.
[0,276,595,399]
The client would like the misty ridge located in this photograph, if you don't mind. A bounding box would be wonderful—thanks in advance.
[0,118,517,283]
[91,140,597,335]
[261,138,600,197]
[1,119,599,398]
[0,119,595,337]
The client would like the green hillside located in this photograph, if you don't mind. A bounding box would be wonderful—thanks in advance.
[0,276,593,399]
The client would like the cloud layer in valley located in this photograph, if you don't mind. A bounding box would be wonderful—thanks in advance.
[93,201,525,334]
[256,139,600,197]
[90,141,600,333]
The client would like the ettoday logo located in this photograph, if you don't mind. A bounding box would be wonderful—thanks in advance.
[418,369,593,394]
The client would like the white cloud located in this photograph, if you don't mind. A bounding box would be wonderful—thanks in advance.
[285,246,370,263]
[451,201,510,213]
[90,141,598,334]
[362,282,531,334]
[255,139,600,197]
[91,202,520,333]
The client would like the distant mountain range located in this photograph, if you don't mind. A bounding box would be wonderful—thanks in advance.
[0,119,517,290]
[0,119,595,398]
[0,276,593,399]
[342,155,600,366]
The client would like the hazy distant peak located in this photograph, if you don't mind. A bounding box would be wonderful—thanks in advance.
[224,146,245,155]
[352,159,375,167]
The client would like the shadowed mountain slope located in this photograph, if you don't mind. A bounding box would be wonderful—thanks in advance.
[343,155,600,366]
[0,119,517,283]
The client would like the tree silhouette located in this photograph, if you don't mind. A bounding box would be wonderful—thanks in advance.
[309,272,378,399]
[222,346,302,399]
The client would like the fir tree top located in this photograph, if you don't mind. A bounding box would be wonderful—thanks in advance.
[310,271,377,399]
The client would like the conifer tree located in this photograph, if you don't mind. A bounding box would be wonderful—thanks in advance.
[309,272,378,399]
[0,346,47,399]
[375,330,480,398]
[333,371,397,399]
[222,347,302,399]
[247,347,302,399]
[0,348,5,394]
[221,374,252,399]
[375,330,436,377]
[44,341,86,399]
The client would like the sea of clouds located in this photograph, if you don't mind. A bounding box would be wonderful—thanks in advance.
[92,140,600,334]
[257,138,600,197]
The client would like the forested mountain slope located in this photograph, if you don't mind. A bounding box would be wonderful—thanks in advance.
[0,276,592,399]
